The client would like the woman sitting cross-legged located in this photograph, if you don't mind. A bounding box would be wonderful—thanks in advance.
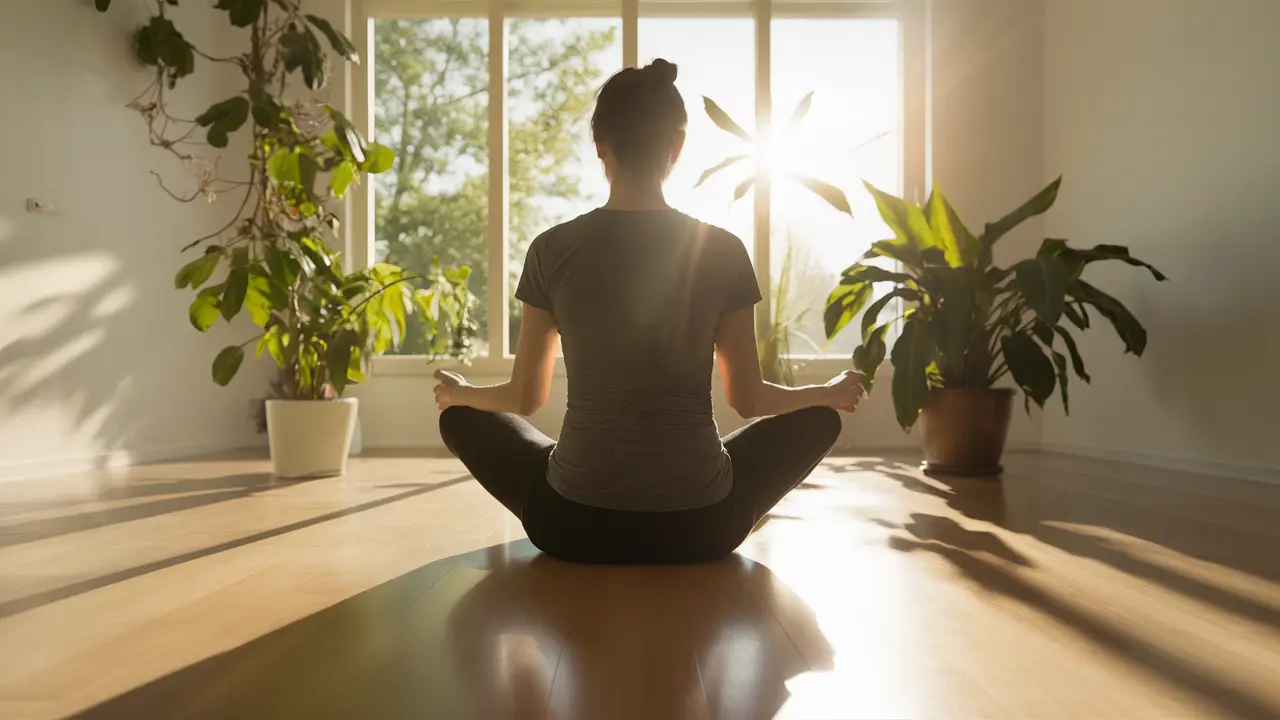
[435,58,865,564]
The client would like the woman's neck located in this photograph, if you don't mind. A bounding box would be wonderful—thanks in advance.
[603,175,669,211]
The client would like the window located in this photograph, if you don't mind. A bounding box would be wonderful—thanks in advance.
[639,18,756,258]
[770,17,905,356]
[361,1,924,370]
[507,18,622,349]
[372,17,489,355]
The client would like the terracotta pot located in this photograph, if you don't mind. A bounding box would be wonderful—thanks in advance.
[266,398,358,478]
[917,388,1015,477]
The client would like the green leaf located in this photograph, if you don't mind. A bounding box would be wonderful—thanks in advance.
[890,318,937,431]
[328,161,357,198]
[860,287,918,341]
[326,329,358,396]
[823,282,874,341]
[787,91,814,127]
[348,346,367,384]
[281,24,329,91]
[1012,256,1071,325]
[174,250,220,289]
[361,142,395,174]
[1066,244,1167,281]
[1063,301,1090,330]
[852,324,889,392]
[1001,331,1056,409]
[133,17,195,83]
[981,176,1062,247]
[195,97,250,149]
[256,325,286,367]
[264,245,295,287]
[926,186,979,268]
[733,176,754,202]
[244,275,273,327]
[1068,279,1148,355]
[249,81,285,130]
[841,264,914,285]
[297,151,320,198]
[305,14,360,62]
[214,0,264,27]
[1032,321,1054,346]
[862,239,923,270]
[188,293,220,332]
[794,175,852,216]
[933,267,980,373]
[695,154,750,188]
[1052,350,1071,415]
[1053,326,1090,382]
[299,236,336,277]
[267,148,300,184]
[212,345,245,386]
[221,250,249,321]
[326,107,367,164]
[95,0,111,11]
[702,97,752,142]
[1036,238,1069,260]
[864,181,934,251]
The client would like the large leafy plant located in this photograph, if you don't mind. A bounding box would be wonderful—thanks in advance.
[93,0,474,399]
[824,178,1166,430]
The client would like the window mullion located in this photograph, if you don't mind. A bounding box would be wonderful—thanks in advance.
[753,0,772,342]
[623,0,638,66]
[351,1,373,272]
[487,0,509,358]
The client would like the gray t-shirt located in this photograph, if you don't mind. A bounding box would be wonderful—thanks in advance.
[516,208,761,512]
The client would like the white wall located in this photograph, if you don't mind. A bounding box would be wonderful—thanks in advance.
[348,0,1050,452]
[0,1,270,480]
[1042,0,1280,480]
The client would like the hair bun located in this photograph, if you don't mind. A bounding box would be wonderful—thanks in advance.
[642,58,678,84]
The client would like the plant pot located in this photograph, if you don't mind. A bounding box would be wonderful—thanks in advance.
[266,398,358,478]
[917,388,1014,477]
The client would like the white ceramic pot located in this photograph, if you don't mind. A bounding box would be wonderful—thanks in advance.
[349,417,363,457]
[266,398,359,478]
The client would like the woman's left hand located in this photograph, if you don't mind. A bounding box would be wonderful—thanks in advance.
[434,369,471,411]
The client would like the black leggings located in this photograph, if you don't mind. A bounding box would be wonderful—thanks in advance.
[439,405,841,564]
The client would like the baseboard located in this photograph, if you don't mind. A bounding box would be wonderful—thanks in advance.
[0,437,267,483]
[1040,441,1280,487]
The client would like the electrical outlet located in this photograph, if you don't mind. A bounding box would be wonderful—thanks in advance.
[25,198,59,216]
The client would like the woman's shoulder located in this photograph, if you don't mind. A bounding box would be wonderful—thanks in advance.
[670,211,746,250]
[528,211,600,256]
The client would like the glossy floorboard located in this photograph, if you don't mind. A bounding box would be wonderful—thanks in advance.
[0,451,1277,719]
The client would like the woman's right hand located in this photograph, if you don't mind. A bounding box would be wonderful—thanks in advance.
[434,369,471,411]
[824,371,866,413]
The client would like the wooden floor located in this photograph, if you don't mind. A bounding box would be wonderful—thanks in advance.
[0,451,1277,719]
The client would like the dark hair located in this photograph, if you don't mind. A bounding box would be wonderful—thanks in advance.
[591,59,688,174]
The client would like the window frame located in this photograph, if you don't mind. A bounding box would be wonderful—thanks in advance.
[354,0,926,377]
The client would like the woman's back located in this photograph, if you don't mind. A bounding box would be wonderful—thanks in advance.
[516,208,758,511]
[434,58,858,564]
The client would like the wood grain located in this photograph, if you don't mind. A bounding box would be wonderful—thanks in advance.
[0,451,1276,719]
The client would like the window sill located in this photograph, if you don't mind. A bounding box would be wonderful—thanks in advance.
[371,354,871,380]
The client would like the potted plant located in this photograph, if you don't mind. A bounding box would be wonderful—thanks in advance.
[824,178,1166,475]
[94,0,475,477]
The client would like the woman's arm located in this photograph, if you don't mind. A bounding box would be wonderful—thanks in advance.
[434,304,559,416]
[714,307,863,419]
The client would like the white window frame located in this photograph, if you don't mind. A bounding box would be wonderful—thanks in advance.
[353,0,926,377]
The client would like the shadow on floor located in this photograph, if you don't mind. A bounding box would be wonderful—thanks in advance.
[0,474,473,621]
[826,457,1280,621]
[77,541,833,720]
[0,473,276,548]
[888,536,1280,720]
